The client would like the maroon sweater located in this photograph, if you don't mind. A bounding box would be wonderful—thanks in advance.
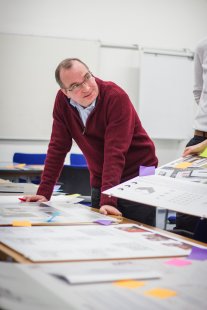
[37,78,158,206]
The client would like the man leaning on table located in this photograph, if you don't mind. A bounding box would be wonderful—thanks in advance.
[23,58,158,225]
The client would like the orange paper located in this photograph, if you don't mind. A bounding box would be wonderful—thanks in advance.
[114,280,145,288]
[12,220,32,227]
[144,287,177,299]
[174,162,192,169]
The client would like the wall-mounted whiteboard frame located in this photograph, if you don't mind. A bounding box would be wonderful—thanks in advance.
[0,33,100,140]
[138,49,195,140]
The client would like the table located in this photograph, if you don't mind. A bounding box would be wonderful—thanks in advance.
[0,162,44,182]
[0,216,205,264]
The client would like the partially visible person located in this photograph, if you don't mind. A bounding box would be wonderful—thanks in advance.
[183,139,207,157]
[23,58,158,226]
[184,36,207,149]
[177,37,207,234]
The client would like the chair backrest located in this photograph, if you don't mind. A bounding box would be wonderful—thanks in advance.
[194,218,207,243]
[70,153,87,167]
[58,165,90,195]
[13,153,46,165]
[58,154,89,195]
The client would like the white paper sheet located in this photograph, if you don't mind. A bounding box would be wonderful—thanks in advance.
[0,200,119,225]
[156,154,207,184]
[32,259,160,284]
[0,262,79,310]
[49,195,83,204]
[0,224,199,262]
[103,175,207,218]
[1,259,207,310]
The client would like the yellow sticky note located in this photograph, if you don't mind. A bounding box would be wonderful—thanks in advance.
[144,288,177,299]
[12,220,32,227]
[16,163,26,168]
[66,193,80,197]
[114,280,146,289]
[174,162,192,169]
[200,147,207,158]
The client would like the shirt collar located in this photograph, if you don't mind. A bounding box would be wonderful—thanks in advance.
[69,98,96,110]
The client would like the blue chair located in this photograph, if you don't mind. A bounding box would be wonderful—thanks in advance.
[168,215,176,224]
[13,153,46,165]
[13,153,46,184]
[70,153,87,167]
[163,209,177,230]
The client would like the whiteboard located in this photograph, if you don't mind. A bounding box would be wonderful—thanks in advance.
[0,34,99,140]
[99,45,140,111]
[138,52,194,139]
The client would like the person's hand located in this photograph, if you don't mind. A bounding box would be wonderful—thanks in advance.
[99,205,122,216]
[183,142,207,157]
[21,195,48,202]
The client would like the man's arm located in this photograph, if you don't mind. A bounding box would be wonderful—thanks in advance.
[100,92,135,207]
[21,195,48,202]
[36,95,72,200]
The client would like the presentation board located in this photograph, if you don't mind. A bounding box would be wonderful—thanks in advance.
[138,51,195,139]
[0,33,99,140]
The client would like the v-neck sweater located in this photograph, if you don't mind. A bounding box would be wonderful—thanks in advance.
[37,78,158,206]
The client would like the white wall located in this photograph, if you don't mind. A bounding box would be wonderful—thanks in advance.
[0,0,207,165]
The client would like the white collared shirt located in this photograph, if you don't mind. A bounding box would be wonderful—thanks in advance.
[69,99,96,126]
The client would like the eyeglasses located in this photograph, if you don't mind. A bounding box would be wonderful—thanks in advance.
[65,72,94,92]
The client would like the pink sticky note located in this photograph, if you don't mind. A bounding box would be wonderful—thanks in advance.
[165,258,192,267]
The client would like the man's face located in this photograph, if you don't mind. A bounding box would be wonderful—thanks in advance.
[60,61,99,107]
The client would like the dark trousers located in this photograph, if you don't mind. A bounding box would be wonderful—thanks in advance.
[91,187,156,226]
[176,135,207,234]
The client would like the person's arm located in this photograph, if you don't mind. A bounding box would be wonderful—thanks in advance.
[98,85,157,213]
[193,46,203,105]
[183,139,207,156]
[99,92,136,208]
[21,195,48,202]
[38,93,72,198]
